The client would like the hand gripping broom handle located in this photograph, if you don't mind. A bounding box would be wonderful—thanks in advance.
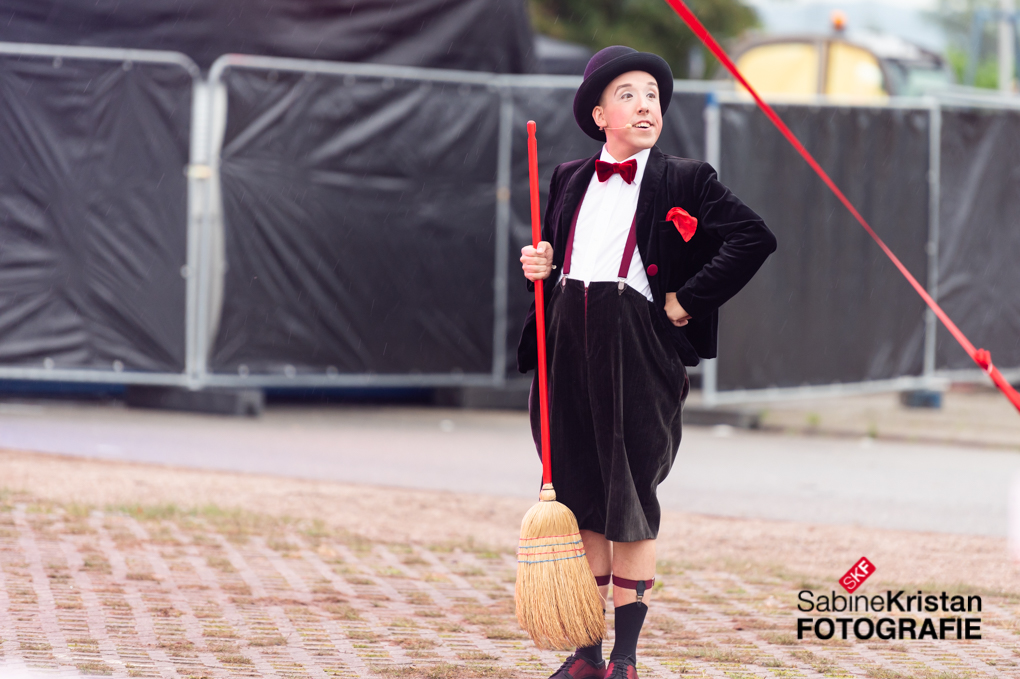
[527,121,553,487]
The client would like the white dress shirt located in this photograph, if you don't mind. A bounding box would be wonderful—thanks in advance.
[564,146,653,302]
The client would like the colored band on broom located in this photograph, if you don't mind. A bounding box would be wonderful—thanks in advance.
[518,534,586,563]
[661,0,1020,414]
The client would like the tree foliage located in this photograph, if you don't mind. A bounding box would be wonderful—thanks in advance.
[529,0,760,78]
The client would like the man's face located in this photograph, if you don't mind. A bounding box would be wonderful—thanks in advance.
[592,70,662,151]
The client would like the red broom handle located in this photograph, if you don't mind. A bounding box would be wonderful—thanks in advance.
[662,0,1020,414]
[527,121,553,486]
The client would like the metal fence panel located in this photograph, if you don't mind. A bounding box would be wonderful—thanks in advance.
[936,107,1020,373]
[715,101,931,391]
[0,44,196,379]
[208,62,501,380]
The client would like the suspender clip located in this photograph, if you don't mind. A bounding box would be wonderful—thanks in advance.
[617,279,626,294]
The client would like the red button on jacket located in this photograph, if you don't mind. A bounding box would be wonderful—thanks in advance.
[646,264,658,276]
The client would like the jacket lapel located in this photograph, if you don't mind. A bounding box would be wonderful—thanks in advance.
[555,154,598,256]
[635,146,666,258]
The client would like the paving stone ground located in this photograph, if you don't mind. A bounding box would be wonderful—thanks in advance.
[0,486,1018,679]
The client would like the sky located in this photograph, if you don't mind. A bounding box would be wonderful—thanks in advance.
[748,0,948,51]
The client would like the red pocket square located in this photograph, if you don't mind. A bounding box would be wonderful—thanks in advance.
[667,207,698,242]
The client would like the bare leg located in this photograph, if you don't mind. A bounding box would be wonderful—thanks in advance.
[580,529,612,605]
[610,539,655,606]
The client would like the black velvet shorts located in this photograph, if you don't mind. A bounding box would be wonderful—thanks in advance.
[529,277,689,543]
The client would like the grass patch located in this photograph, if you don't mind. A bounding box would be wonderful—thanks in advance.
[206,556,236,572]
[126,572,158,581]
[396,637,439,650]
[324,602,361,620]
[217,654,253,665]
[202,626,238,639]
[76,661,113,676]
[402,555,430,566]
[483,627,527,640]
[158,639,196,656]
[760,631,798,645]
[114,503,183,521]
[82,556,111,573]
[150,605,182,617]
[374,662,512,679]
[416,609,445,618]
[20,642,51,652]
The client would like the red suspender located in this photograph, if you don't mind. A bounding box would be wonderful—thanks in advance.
[617,214,639,279]
[561,187,639,286]
[561,190,585,276]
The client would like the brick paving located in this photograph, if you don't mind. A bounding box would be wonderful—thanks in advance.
[0,494,1018,679]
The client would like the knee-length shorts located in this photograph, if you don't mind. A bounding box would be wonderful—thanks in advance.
[529,277,690,543]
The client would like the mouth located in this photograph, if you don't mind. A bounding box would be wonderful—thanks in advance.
[631,120,654,130]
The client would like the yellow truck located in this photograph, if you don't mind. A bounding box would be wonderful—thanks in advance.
[730,28,952,99]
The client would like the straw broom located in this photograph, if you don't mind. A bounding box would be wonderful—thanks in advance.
[515,121,606,651]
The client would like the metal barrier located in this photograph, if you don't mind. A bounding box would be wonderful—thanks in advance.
[701,89,1020,406]
[199,55,714,388]
[0,44,1017,400]
[0,42,200,387]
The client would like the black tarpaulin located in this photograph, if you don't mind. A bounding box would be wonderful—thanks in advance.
[210,68,500,376]
[0,0,535,74]
[504,86,707,376]
[0,54,191,372]
[936,108,1020,372]
[716,103,931,390]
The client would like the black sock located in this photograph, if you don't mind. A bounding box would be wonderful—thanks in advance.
[574,609,605,665]
[609,602,647,665]
[574,641,603,666]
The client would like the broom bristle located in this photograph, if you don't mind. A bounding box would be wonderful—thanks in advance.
[515,488,605,650]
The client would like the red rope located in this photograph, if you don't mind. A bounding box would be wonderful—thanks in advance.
[662,0,1020,413]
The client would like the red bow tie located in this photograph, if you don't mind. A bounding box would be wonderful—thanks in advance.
[595,158,637,184]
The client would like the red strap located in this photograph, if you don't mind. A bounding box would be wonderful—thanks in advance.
[562,191,585,275]
[611,575,654,590]
[594,574,612,587]
[563,191,639,281]
[617,214,639,279]
[662,0,1020,414]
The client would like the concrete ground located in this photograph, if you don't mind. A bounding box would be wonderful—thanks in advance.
[0,398,1017,536]
[0,391,1018,678]
[0,450,1018,679]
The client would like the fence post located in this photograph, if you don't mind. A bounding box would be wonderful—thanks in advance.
[185,80,210,387]
[701,91,721,407]
[491,87,514,386]
[923,101,942,383]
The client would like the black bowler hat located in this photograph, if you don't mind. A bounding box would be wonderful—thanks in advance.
[573,45,674,141]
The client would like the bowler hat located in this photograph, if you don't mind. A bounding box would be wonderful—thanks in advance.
[573,46,674,141]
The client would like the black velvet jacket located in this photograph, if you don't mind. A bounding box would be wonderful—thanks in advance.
[517,146,777,372]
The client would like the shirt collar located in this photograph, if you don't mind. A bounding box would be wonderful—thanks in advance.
[599,146,651,185]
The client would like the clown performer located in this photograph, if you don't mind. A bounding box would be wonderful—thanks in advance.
[518,46,778,679]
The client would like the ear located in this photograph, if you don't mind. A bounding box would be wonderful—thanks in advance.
[592,106,606,131]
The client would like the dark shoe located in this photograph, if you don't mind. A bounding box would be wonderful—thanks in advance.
[604,660,637,679]
[549,654,607,679]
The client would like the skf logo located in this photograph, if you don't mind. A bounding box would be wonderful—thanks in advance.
[840,557,875,593]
